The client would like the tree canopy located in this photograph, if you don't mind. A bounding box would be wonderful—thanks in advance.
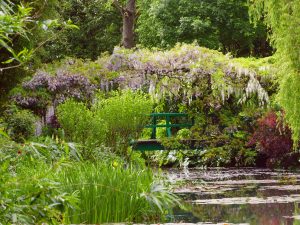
[137,0,270,57]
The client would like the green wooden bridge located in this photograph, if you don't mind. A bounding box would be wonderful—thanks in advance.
[132,113,205,151]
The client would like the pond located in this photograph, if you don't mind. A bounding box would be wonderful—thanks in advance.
[165,168,300,225]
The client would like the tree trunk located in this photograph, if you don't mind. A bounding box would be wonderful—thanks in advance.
[122,0,136,48]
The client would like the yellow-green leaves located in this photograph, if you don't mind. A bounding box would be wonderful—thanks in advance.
[249,0,300,146]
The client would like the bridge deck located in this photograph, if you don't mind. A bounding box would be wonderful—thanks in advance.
[131,139,207,151]
[132,112,198,151]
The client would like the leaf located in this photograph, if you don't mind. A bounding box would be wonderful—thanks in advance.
[2,57,15,64]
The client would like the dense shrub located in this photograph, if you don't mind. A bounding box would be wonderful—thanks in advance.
[0,133,77,224]
[249,111,297,167]
[93,90,153,155]
[9,44,277,167]
[4,107,36,142]
[0,131,178,224]
[56,100,106,147]
[57,91,152,157]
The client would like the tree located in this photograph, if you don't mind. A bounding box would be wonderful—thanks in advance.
[249,0,300,145]
[42,0,122,60]
[137,0,270,57]
[0,1,32,65]
[112,0,136,48]
[0,0,77,106]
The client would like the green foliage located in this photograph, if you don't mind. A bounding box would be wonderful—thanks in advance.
[249,0,300,146]
[0,163,77,224]
[12,43,277,167]
[57,91,153,157]
[177,128,192,139]
[27,137,83,163]
[43,0,122,60]
[94,90,153,155]
[0,0,78,66]
[0,130,179,224]
[60,162,177,223]
[0,134,78,224]
[137,0,269,56]
[56,100,106,149]
[0,1,32,64]
[4,106,36,142]
[0,0,79,109]
[200,147,231,167]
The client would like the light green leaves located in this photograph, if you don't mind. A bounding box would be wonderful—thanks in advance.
[249,0,300,146]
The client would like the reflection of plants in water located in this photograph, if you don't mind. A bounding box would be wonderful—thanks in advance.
[293,203,300,225]
[221,184,259,198]
[279,176,297,185]
[188,204,257,223]
[188,202,296,224]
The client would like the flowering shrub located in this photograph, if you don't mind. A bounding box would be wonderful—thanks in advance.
[13,44,274,116]
[12,71,95,114]
[248,111,296,167]
[103,44,271,106]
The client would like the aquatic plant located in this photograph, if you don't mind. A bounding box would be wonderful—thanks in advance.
[60,162,178,223]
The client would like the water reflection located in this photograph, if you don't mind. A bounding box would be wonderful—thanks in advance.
[166,168,300,225]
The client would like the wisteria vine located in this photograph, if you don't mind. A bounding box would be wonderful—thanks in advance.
[12,44,273,114]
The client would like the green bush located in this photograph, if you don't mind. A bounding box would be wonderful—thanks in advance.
[0,129,179,224]
[57,91,153,158]
[5,107,36,142]
[56,100,106,146]
[93,90,153,155]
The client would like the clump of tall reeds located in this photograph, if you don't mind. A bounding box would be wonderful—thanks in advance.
[60,162,179,224]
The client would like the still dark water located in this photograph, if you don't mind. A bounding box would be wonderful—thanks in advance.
[165,168,300,225]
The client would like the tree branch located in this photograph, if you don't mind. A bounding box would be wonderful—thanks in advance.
[0,28,65,72]
[112,0,123,14]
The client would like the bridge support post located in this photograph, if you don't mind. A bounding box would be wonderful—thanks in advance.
[151,115,157,139]
[166,115,172,137]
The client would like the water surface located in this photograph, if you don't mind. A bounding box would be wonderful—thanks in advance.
[165,168,300,225]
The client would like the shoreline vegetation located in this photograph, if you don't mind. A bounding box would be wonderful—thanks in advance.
[1,0,299,223]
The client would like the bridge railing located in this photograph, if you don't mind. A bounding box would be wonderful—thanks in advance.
[145,113,194,139]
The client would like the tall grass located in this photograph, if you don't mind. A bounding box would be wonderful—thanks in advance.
[1,131,179,224]
[60,162,170,223]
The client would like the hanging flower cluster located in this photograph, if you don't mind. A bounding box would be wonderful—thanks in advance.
[12,43,274,114]
[12,70,95,113]
[101,44,272,106]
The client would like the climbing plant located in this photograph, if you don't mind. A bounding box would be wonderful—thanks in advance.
[12,44,274,115]
[103,44,272,107]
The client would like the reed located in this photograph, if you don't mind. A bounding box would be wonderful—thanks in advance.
[60,162,166,223]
